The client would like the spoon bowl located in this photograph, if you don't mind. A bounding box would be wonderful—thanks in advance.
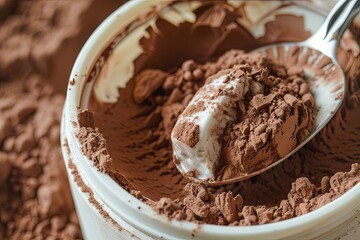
[205,44,345,186]
[174,0,360,186]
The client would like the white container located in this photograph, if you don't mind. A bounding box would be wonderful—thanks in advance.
[61,0,360,239]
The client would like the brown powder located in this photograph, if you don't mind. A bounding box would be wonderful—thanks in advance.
[218,56,315,180]
[87,1,360,228]
[66,150,124,233]
[0,0,124,238]
[78,109,95,128]
[152,163,359,225]
[0,77,81,239]
[76,125,112,173]
[172,121,200,148]
[88,46,357,225]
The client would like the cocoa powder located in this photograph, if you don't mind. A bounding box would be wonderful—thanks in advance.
[76,121,112,173]
[170,54,315,181]
[0,0,124,238]
[87,1,360,227]
[0,77,81,239]
[87,48,359,226]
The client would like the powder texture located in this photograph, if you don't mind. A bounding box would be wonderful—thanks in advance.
[76,120,112,173]
[0,0,124,238]
[172,122,200,148]
[0,77,81,239]
[87,1,360,227]
[154,163,359,225]
[170,54,315,181]
[219,57,315,180]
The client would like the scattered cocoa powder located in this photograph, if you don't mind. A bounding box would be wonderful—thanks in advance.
[26,1,348,233]
[66,150,123,233]
[0,77,81,239]
[0,0,124,238]
[151,163,359,225]
[87,2,360,227]
[170,53,315,181]
[76,120,112,173]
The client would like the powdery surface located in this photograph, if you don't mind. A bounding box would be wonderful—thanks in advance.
[171,54,315,181]
[155,164,359,225]
[0,78,81,239]
[89,49,360,226]
[0,0,123,239]
[87,2,360,227]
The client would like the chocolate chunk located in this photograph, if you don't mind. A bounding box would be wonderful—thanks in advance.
[192,68,204,80]
[183,71,193,81]
[249,94,275,111]
[77,109,95,128]
[184,195,209,218]
[284,94,299,107]
[133,69,168,104]
[255,124,266,135]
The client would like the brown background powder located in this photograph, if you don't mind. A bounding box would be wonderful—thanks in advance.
[0,0,124,239]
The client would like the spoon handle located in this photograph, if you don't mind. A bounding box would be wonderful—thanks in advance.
[306,0,360,58]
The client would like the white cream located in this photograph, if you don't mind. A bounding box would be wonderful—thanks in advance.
[171,73,263,180]
[94,1,200,104]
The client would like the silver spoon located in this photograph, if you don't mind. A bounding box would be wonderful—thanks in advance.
[172,0,360,186]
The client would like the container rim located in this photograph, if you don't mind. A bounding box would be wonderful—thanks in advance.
[65,0,360,238]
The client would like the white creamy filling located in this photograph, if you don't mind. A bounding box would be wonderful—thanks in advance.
[171,74,263,180]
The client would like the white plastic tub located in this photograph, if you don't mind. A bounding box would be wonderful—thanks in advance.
[61,0,360,239]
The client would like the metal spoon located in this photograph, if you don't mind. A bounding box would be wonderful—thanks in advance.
[172,0,360,186]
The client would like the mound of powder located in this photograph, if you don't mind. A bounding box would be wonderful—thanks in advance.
[0,77,81,239]
[82,1,360,228]
[86,48,360,226]
[171,54,315,181]
[154,163,359,225]
[0,0,124,238]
